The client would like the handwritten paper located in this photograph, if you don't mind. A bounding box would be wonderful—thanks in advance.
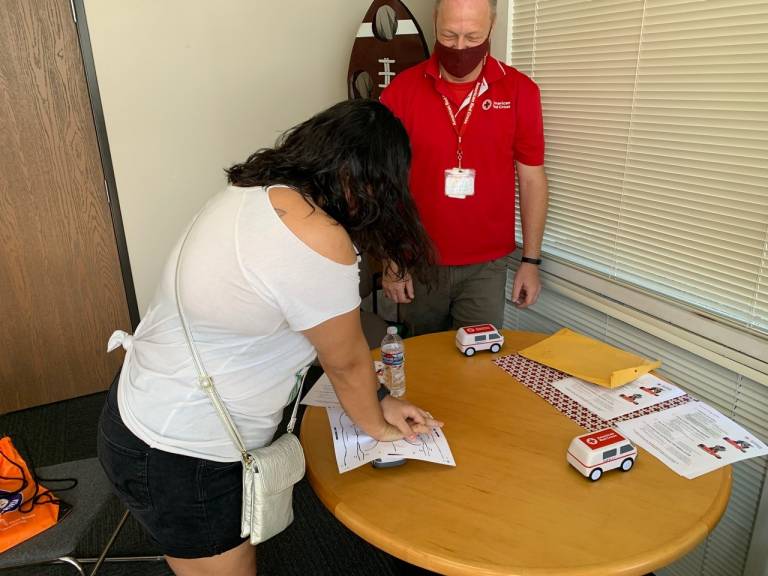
[302,368,456,473]
[326,405,455,473]
[551,373,686,420]
[616,401,768,479]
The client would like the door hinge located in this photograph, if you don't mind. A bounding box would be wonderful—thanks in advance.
[69,0,77,23]
[104,179,111,204]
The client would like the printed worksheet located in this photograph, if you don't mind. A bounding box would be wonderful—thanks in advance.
[302,366,455,473]
[326,405,455,473]
[301,373,340,407]
[616,401,768,479]
[301,363,385,408]
[551,373,686,420]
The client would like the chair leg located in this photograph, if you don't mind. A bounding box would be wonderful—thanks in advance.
[88,508,130,576]
[58,556,86,576]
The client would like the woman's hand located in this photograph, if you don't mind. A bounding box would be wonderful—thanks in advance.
[303,310,443,442]
[374,396,444,441]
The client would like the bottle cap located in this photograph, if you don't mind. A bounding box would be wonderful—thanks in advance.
[386,326,398,335]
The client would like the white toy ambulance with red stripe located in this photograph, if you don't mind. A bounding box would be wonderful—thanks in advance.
[455,324,504,356]
[567,428,637,481]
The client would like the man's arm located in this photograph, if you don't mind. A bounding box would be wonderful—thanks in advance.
[513,162,548,308]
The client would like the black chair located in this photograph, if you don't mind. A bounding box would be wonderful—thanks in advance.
[0,457,162,575]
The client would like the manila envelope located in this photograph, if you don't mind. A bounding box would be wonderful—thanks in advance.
[518,328,661,388]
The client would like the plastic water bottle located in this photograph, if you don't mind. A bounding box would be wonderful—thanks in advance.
[381,326,405,398]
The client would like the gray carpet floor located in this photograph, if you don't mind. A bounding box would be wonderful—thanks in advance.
[0,371,434,575]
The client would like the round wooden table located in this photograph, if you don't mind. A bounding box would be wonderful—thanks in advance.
[300,330,731,576]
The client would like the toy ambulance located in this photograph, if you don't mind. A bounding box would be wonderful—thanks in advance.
[567,428,637,481]
[455,324,504,356]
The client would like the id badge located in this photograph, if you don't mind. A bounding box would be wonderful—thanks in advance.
[444,168,475,199]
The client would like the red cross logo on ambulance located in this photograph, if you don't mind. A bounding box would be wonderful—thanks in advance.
[567,428,638,481]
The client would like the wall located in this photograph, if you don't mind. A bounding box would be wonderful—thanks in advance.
[84,0,453,315]
[490,0,508,63]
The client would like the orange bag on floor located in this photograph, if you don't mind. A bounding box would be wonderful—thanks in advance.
[0,436,59,552]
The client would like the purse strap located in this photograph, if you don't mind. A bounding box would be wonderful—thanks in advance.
[173,207,307,465]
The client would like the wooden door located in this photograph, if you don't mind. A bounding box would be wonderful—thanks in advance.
[0,0,132,413]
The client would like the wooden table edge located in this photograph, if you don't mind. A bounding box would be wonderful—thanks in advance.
[304,413,732,576]
[301,329,735,575]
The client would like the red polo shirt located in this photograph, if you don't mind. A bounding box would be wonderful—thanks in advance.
[381,53,544,265]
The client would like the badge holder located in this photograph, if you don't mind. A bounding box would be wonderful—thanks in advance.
[445,167,476,199]
[441,81,481,200]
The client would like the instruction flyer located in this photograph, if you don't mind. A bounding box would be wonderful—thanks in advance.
[551,373,686,420]
[616,401,768,479]
[301,363,384,408]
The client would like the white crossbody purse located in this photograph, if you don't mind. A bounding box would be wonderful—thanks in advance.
[173,211,307,544]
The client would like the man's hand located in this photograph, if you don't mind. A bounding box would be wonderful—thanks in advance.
[382,261,415,303]
[511,263,542,308]
[375,396,443,441]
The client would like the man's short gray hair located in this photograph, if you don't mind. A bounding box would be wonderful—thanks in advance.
[435,0,497,17]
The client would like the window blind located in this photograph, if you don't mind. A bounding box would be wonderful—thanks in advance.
[508,0,768,336]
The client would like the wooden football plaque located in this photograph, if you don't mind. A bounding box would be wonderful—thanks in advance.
[348,0,430,100]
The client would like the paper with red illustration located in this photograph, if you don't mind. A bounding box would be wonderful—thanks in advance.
[616,402,768,479]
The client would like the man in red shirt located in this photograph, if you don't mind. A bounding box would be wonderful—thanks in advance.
[380,0,549,336]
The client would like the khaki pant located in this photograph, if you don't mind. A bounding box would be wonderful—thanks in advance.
[400,255,509,336]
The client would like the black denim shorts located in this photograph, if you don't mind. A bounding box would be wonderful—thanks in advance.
[97,381,247,558]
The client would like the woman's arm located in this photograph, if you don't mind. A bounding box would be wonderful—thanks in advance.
[302,311,440,441]
[302,311,391,439]
[271,185,440,440]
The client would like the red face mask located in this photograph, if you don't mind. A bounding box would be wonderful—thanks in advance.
[434,37,490,79]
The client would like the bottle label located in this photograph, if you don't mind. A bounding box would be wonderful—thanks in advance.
[382,351,404,367]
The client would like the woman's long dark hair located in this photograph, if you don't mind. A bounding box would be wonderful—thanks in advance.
[226,99,434,280]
